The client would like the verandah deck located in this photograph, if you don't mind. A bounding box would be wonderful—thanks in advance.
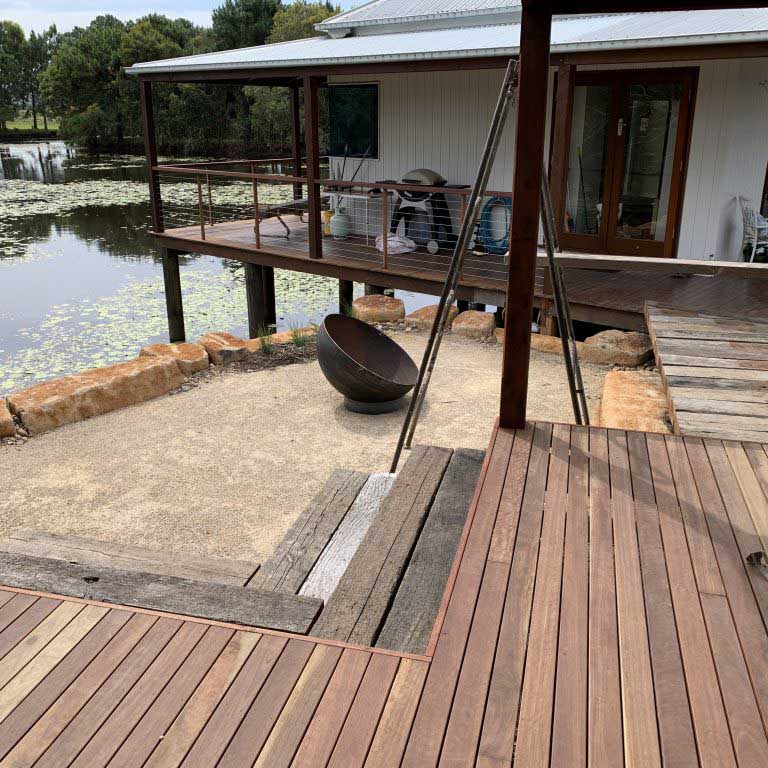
[0,420,767,766]
[157,216,768,331]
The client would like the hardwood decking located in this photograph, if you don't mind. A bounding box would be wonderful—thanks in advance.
[647,304,768,442]
[156,217,767,330]
[1,421,767,766]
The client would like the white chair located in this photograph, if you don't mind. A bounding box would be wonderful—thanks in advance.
[738,196,768,262]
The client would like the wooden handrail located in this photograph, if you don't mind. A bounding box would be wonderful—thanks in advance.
[162,155,324,169]
[319,178,511,199]
[154,165,306,184]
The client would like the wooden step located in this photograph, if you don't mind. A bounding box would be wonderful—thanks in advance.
[0,552,322,633]
[311,445,453,646]
[248,469,369,594]
[376,448,485,654]
[300,472,396,602]
[0,529,259,587]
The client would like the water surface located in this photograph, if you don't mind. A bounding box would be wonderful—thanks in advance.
[1,142,432,396]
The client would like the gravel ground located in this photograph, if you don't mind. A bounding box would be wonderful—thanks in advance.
[0,332,607,564]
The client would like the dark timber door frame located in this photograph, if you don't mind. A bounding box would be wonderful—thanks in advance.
[554,67,697,259]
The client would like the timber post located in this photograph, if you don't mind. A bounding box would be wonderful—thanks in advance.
[245,263,277,337]
[303,75,323,260]
[141,80,185,342]
[161,249,186,343]
[290,84,303,200]
[339,279,354,312]
[500,4,553,429]
[139,80,163,233]
[262,266,277,328]
[549,63,575,239]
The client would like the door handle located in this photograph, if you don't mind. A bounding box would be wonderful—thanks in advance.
[617,118,624,136]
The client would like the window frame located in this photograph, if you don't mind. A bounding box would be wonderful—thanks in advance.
[325,82,380,160]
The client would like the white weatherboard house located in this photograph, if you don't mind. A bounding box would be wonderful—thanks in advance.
[129,0,768,264]
[128,0,768,349]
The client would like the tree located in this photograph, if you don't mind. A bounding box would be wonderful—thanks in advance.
[0,21,26,129]
[41,15,126,146]
[25,26,58,130]
[211,0,281,50]
[40,14,200,149]
[268,1,339,44]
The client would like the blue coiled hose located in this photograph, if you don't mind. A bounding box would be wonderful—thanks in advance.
[476,196,511,255]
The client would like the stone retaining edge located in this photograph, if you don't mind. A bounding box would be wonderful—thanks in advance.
[1,326,319,440]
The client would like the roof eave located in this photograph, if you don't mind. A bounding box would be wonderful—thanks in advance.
[125,29,768,77]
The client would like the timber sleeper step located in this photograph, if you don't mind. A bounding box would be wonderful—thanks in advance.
[0,552,322,634]
[311,445,455,647]
[0,528,259,586]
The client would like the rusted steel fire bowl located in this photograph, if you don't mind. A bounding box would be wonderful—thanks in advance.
[317,314,419,414]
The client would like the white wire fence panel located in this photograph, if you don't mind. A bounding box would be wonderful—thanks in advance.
[156,171,511,289]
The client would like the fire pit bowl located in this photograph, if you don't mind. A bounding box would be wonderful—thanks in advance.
[317,314,419,414]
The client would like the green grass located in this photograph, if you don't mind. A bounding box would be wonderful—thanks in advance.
[257,325,274,355]
[6,112,59,131]
[289,324,310,347]
[340,300,357,319]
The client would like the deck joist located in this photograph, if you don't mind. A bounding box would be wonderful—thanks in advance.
[0,421,766,766]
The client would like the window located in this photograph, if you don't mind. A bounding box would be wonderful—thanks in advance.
[326,84,379,159]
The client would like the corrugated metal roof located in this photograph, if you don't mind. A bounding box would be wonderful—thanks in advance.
[318,0,522,29]
[126,9,768,75]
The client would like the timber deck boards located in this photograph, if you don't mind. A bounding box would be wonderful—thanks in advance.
[1,422,767,766]
[646,303,768,443]
[159,217,767,330]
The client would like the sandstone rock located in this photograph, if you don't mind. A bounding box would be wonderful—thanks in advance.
[0,399,15,438]
[199,332,248,365]
[582,330,652,367]
[7,357,186,436]
[404,304,458,331]
[244,326,316,353]
[139,342,209,376]
[352,295,405,324]
[599,370,670,434]
[529,329,652,367]
[530,334,565,355]
[452,310,496,339]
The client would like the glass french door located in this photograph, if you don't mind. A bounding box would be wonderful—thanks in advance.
[560,69,695,258]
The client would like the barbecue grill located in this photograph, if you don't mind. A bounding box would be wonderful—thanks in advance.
[384,168,462,249]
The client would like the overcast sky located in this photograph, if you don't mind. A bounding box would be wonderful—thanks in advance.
[2,0,359,34]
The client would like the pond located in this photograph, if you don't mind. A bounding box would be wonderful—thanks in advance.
[0,141,433,397]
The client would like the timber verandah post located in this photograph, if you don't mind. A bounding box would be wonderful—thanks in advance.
[140,79,185,342]
[290,83,303,200]
[303,75,324,260]
[499,3,553,428]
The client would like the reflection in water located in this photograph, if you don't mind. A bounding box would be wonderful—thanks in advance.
[0,141,146,184]
[0,141,431,396]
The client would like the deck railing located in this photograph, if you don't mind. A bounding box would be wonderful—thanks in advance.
[152,161,516,289]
